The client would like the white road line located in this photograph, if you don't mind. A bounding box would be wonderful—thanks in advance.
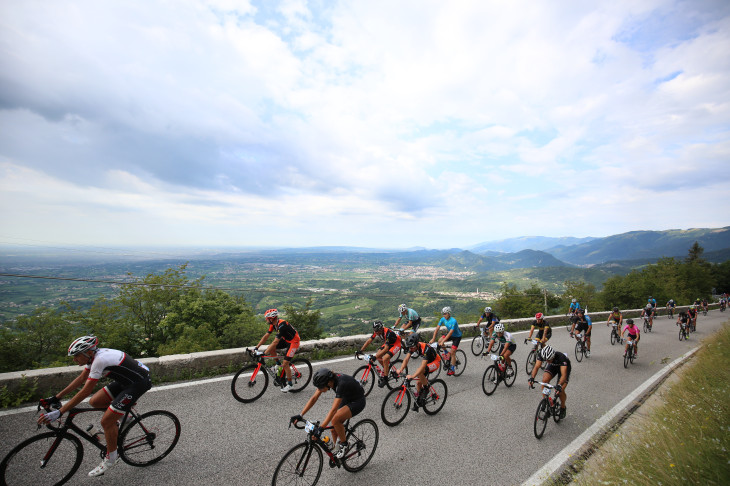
[521,345,701,486]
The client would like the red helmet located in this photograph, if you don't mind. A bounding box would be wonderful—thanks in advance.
[264,308,278,319]
[535,313,544,320]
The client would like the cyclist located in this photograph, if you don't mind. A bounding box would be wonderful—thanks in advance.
[395,304,422,333]
[621,318,641,358]
[527,312,552,348]
[568,298,581,316]
[688,305,698,331]
[569,308,592,357]
[676,311,690,336]
[640,304,655,330]
[647,295,657,311]
[666,299,676,317]
[701,298,709,314]
[720,297,728,311]
[486,323,517,369]
[606,307,623,329]
[429,306,462,375]
[528,345,569,419]
[37,336,152,477]
[358,319,402,387]
[396,333,440,412]
[476,306,500,336]
[255,308,300,392]
[291,368,365,460]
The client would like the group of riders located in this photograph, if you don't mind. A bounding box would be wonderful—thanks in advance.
[37,296,720,479]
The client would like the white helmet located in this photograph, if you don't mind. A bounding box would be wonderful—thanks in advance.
[494,323,504,333]
[484,306,492,313]
[398,304,407,314]
[571,298,577,303]
[538,345,555,362]
[68,336,98,356]
[442,306,452,315]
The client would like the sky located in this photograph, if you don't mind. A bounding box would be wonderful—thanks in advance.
[1,0,729,251]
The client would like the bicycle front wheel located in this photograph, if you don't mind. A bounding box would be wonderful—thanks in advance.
[504,360,517,387]
[471,336,484,356]
[482,365,499,396]
[342,419,379,472]
[422,379,448,415]
[353,365,375,397]
[678,328,684,341]
[381,387,410,427]
[534,398,549,439]
[552,396,563,423]
[0,432,83,486]
[231,364,269,403]
[525,350,536,375]
[119,410,181,466]
[610,330,617,345]
[272,442,323,486]
[288,358,313,393]
[450,349,467,376]
[386,359,407,390]
[574,341,584,362]
[623,351,629,368]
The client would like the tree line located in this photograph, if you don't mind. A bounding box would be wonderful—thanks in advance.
[1,243,727,373]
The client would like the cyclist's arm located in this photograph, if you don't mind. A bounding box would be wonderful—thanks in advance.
[527,325,535,339]
[359,337,374,352]
[320,397,343,429]
[394,317,403,328]
[476,317,483,326]
[557,366,569,389]
[255,331,272,349]
[430,325,441,344]
[298,388,323,419]
[407,359,428,380]
[56,367,90,400]
[529,360,542,380]
[59,376,97,415]
[540,327,549,344]
[398,353,411,373]
[441,328,454,343]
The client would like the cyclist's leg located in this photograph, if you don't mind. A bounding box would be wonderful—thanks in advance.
[382,348,396,375]
[105,380,151,456]
[502,342,515,367]
[281,341,299,384]
[332,403,354,444]
[586,327,592,351]
[449,336,461,367]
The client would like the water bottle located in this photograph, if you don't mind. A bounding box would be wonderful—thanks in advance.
[321,436,333,450]
[276,365,283,377]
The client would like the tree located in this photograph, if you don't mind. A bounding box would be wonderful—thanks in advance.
[563,280,597,312]
[283,299,323,340]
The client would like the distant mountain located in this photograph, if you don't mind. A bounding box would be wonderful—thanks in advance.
[468,236,596,254]
[546,227,730,265]
[440,249,570,272]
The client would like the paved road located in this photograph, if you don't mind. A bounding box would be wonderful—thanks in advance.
[1,311,727,485]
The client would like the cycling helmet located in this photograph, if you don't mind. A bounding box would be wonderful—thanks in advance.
[68,335,98,356]
[571,298,577,303]
[645,304,652,310]
[484,306,492,313]
[405,333,421,348]
[613,307,619,312]
[442,306,452,315]
[577,308,585,314]
[538,345,555,362]
[649,296,653,299]
[372,320,384,331]
[535,313,543,320]
[626,318,634,325]
[264,308,278,318]
[669,299,674,303]
[312,368,335,389]
[398,304,407,314]
[494,323,504,333]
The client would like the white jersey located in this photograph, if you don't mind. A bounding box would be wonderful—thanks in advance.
[86,348,150,384]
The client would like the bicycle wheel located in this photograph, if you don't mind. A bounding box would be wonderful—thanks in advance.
[481,365,499,396]
[119,410,181,466]
[489,339,500,353]
[552,396,563,423]
[386,359,408,390]
[471,336,484,356]
[451,349,467,376]
[525,349,536,375]
[231,363,268,403]
[533,398,549,439]
[503,360,517,387]
[623,350,629,368]
[422,379,448,415]
[342,419,379,473]
[574,341,583,362]
[271,442,323,486]
[630,349,635,364]
[610,330,617,345]
[678,328,684,341]
[381,387,410,426]
[429,361,441,380]
[643,320,649,333]
[0,432,83,486]
[288,358,313,393]
[353,365,375,397]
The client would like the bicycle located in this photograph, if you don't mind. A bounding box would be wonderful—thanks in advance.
[529,382,563,439]
[572,332,588,362]
[702,306,708,317]
[523,339,547,375]
[565,314,575,332]
[272,418,379,485]
[428,344,467,379]
[470,327,499,356]
[231,349,313,403]
[642,316,652,333]
[380,378,448,427]
[352,352,407,397]
[608,321,622,346]
[678,321,689,341]
[481,354,517,396]
[0,400,181,485]
[667,306,674,319]
[623,338,637,368]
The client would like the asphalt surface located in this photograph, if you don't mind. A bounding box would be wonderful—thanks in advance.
[1,310,727,486]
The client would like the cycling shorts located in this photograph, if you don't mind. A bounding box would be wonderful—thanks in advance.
[449,336,462,349]
[626,333,639,341]
[575,322,591,334]
[276,339,300,360]
[545,363,571,383]
[379,343,402,357]
[536,328,552,341]
[499,342,517,354]
[104,379,152,415]
[340,396,366,417]
[426,357,441,373]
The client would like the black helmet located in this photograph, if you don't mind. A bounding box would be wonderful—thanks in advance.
[613,307,619,312]
[626,318,634,325]
[372,320,384,331]
[405,333,420,348]
[313,368,334,388]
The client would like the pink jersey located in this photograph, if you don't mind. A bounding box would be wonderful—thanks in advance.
[623,324,640,336]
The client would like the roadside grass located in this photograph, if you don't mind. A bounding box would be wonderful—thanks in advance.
[573,323,730,485]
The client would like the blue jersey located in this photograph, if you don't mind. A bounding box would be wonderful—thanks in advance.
[570,302,581,311]
[648,298,657,308]
[438,316,462,338]
[585,315,592,326]
[401,308,419,322]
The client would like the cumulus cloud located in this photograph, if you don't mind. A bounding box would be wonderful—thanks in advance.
[1,0,729,248]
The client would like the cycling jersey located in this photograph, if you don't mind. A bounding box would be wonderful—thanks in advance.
[268,319,300,344]
[623,324,640,337]
[569,303,581,312]
[688,308,697,317]
[491,331,515,345]
[607,312,622,322]
[574,315,592,333]
[480,312,500,324]
[437,316,462,338]
[648,299,657,308]
[545,351,571,381]
[411,342,439,363]
[86,348,150,384]
[400,308,419,323]
[333,373,366,417]
[370,327,401,346]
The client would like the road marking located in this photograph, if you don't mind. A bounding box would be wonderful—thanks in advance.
[521,345,701,486]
